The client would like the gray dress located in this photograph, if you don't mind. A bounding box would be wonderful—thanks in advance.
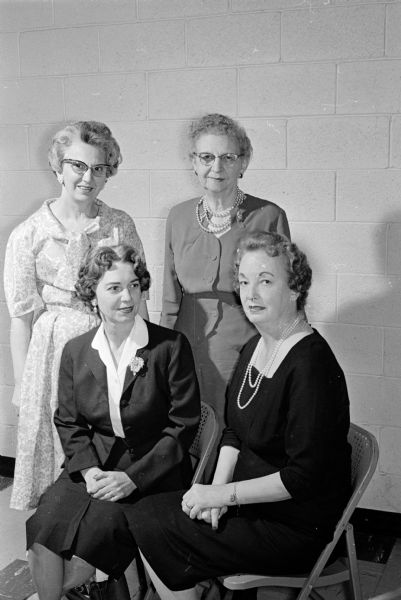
[160,194,290,425]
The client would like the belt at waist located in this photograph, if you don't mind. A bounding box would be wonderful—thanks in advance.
[45,301,93,315]
[183,291,241,306]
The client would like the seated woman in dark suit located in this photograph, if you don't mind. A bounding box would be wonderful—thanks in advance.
[26,245,200,600]
[128,231,351,600]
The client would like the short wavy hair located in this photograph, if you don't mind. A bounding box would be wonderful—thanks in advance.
[234,231,312,311]
[188,113,253,165]
[48,121,122,177]
[75,245,150,310]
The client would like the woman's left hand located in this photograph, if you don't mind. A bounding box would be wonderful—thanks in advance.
[90,471,136,501]
[182,483,229,520]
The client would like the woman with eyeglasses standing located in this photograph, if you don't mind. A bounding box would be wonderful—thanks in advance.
[4,121,148,511]
[161,113,290,427]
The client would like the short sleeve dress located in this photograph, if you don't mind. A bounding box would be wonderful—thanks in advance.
[160,194,290,424]
[4,198,146,510]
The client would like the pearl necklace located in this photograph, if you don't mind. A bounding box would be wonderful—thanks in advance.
[196,188,245,234]
[237,314,303,410]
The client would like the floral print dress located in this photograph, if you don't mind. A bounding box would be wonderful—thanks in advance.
[4,199,146,510]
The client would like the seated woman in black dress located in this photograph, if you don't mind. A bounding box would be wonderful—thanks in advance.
[129,231,351,600]
[26,245,200,600]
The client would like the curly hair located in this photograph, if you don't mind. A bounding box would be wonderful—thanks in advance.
[75,245,150,310]
[48,121,122,177]
[234,231,312,311]
[188,113,253,165]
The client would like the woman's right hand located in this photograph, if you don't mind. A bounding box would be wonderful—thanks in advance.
[82,466,104,495]
[197,506,228,530]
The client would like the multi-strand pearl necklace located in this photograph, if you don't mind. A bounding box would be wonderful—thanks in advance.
[237,314,304,410]
[196,187,245,234]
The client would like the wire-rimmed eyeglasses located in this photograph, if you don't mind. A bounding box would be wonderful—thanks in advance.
[192,152,244,166]
[61,159,110,178]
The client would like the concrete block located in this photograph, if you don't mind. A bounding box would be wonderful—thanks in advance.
[347,375,401,427]
[0,78,64,125]
[282,5,385,61]
[290,222,386,275]
[0,303,10,344]
[0,126,28,170]
[359,472,401,512]
[0,171,57,216]
[338,274,401,327]
[384,328,401,377]
[150,171,201,218]
[54,0,136,26]
[148,69,236,119]
[288,116,389,169]
[0,34,18,78]
[109,120,188,170]
[379,427,401,475]
[152,264,164,313]
[388,223,401,275]
[0,1,53,31]
[386,3,401,57]
[100,21,185,72]
[232,0,331,10]
[390,116,401,168]
[0,423,17,457]
[337,60,401,114]
[316,322,383,376]
[135,218,165,267]
[138,0,228,19]
[337,170,401,222]
[0,385,15,425]
[21,28,99,76]
[0,344,13,386]
[239,63,335,116]
[305,271,337,323]
[240,118,286,169]
[242,170,335,222]
[65,73,147,122]
[187,13,280,67]
[28,124,66,171]
[100,170,150,218]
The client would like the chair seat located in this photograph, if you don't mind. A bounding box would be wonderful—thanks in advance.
[222,558,350,590]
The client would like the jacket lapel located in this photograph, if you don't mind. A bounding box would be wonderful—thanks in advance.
[122,346,150,396]
[84,345,109,404]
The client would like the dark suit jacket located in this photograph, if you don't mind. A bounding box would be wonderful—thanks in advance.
[54,320,201,494]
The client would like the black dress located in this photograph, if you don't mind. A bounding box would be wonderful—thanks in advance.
[129,330,352,590]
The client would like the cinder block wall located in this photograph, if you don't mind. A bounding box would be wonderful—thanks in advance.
[1,0,400,513]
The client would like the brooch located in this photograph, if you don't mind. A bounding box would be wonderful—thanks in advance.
[129,356,146,376]
[236,208,246,227]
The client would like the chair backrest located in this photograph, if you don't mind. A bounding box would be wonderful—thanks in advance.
[299,423,379,598]
[347,423,379,514]
[190,402,219,484]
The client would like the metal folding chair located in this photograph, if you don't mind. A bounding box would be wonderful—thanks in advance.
[221,423,379,600]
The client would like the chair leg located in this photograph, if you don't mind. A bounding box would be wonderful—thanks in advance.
[345,524,362,600]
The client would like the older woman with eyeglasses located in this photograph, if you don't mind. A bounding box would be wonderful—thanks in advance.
[161,113,290,427]
[4,120,148,511]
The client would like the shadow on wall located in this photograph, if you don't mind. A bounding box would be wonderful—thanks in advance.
[336,211,401,331]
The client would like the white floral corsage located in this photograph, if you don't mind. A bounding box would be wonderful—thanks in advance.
[129,356,145,376]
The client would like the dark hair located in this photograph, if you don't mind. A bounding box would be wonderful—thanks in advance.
[234,231,312,311]
[75,245,150,310]
[48,121,122,177]
[188,113,253,165]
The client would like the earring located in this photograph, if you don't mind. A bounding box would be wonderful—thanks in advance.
[56,172,64,185]
[91,300,98,313]
[239,173,243,179]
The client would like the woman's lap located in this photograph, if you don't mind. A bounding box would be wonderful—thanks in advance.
[26,471,138,578]
[129,490,326,591]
